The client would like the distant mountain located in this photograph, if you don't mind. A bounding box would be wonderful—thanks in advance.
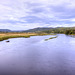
[23,27,54,32]
[0,27,75,33]
[0,29,11,32]
[0,27,54,32]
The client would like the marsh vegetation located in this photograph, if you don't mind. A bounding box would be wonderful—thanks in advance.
[0,33,35,41]
[0,32,53,41]
[45,36,58,41]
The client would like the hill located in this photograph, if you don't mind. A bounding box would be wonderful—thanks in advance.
[0,27,75,35]
[23,27,54,32]
[0,29,11,32]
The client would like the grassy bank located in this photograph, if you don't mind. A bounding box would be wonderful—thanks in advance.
[45,36,57,41]
[0,32,53,41]
[0,33,37,41]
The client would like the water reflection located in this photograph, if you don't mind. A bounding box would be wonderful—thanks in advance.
[0,34,75,75]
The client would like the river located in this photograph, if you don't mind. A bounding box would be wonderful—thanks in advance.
[0,34,75,75]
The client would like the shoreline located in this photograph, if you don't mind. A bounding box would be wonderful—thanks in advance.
[0,33,54,41]
[0,33,74,41]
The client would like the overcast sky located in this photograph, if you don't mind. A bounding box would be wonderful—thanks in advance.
[0,0,75,30]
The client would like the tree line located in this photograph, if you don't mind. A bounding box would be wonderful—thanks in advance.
[40,27,75,35]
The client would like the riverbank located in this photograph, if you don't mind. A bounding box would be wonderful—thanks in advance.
[0,32,74,41]
[0,33,54,41]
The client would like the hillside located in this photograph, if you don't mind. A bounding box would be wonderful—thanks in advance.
[0,29,11,32]
[23,27,54,32]
[0,27,75,35]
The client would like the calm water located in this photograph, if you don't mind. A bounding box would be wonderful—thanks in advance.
[0,34,75,75]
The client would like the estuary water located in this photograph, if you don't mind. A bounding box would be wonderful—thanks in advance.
[0,34,75,75]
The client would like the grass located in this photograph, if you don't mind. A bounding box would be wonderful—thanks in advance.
[0,33,37,41]
[0,32,55,41]
[45,36,58,41]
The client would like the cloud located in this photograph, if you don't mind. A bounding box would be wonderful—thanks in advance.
[0,0,75,30]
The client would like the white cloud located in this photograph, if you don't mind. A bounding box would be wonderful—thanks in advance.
[0,0,75,30]
[71,18,75,22]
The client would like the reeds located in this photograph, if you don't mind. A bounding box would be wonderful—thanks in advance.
[0,33,36,41]
[45,36,57,41]
[0,33,56,41]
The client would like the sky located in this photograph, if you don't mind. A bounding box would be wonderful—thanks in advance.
[0,0,75,30]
